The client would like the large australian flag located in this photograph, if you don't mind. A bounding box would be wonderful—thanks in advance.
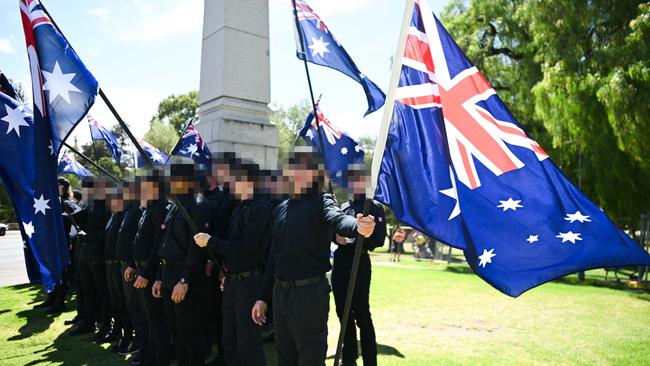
[88,115,121,163]
[374,0,650,297]
[20,0,98,156]
[299,106,364,187]
[293,0,385,116]
[0,70,69,293]
[170,120,212,168]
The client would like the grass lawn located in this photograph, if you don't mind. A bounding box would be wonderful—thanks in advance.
[1,263,650,365]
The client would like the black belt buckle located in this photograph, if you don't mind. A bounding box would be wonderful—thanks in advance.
[276,275,325,288]
[228,269,262,282]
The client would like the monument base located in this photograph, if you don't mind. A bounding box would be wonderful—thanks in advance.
[197,96,278,169]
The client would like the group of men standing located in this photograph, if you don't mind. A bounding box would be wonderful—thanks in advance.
[39,148,385,366]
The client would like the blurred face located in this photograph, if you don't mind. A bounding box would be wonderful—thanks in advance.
[283,163,319,195]
[123,185,136,201]
[214,163,233,188]
[348,173,369,196]
[169,178,195,195]
[109,197,124,212]
[233,179,255,200]
[140,180,159,202]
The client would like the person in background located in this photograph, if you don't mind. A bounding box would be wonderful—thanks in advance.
[390,227,406,263]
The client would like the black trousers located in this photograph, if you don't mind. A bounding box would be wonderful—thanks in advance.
[273,280,330,366]
[222,275,266,366]
[121,263,148,347]
[162,266,207,366]
[332,253,377,366]
[106,261,131,336]
[78,252,111,328]
[73,243,86,321]
[203,269,224,357]
[138,278,171,366]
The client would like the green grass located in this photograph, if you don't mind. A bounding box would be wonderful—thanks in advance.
[2,264,650,365]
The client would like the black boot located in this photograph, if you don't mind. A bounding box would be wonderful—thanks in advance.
[34,290,56,309]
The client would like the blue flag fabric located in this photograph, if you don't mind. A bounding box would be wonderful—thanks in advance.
[20,0,99,156]
[0,70,69,292]
[88,115,121,163]
[374,0,650,297]
[293,0,385,116]
[299,107,364,187]
[136,139,168,168]
[170,120,212,167]
[58,150,93,177]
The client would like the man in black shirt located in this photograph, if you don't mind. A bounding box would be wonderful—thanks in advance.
[116,179,145,355]
[194,161,271,365]
[131,171,171,365]
[251,148,377,366]
[332,167,386,366]
[105,190,131,352]
[154,161,211,366]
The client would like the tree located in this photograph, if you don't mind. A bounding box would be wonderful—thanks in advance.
[271,100,311,162]
[144,118,179,156]
[442,0,650,225]
[150,91,199,135]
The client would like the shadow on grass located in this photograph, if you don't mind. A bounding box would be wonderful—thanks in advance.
[7,307,55,341]
[23,330,129,366]
[378,343,405,358]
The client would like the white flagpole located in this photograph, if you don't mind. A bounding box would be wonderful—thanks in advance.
[369,0,416,197]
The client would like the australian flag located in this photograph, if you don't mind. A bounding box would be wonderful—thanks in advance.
[374,0,650,297]
[20,0,99,156]
[293,0,385,116]
[299,106,364,187]
[170,120,211,167]
[88,115,121,163]
[0,70,69,293]
[58,150,93,177]
[136,139,168,168]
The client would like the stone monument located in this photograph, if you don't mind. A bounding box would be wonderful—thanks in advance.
[197,0,278,169]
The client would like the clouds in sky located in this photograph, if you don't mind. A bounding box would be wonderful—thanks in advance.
[0,37,14,54]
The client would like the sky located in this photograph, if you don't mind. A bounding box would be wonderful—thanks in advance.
[0,0,450,146]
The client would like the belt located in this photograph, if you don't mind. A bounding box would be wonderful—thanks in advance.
[275,275,326,289]
[160,258,184,267]
[135,261,147,267]
[227,269,263,281]
[104,259,119,264]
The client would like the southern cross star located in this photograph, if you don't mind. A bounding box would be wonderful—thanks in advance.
[556,231,582,244]
[564,211,591,223]
[497,198,523,211]
[33,194,51,215]
[478,248,496,268]
[308,36,330,58]
[526,235,539,244]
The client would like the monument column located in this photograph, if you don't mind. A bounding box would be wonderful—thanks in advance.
[198,0,278,169]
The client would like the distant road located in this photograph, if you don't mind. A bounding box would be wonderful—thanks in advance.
[0,230,29,287]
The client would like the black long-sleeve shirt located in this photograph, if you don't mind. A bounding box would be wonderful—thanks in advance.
[80,200,110,262]
[140,200,171,280]
[206,198,272,274]
[158,195,211,284]
[104,210,125,260]
[259,192,358,303]
[133,200,170,266]
[334,199,387,257]
[115,202,144,263]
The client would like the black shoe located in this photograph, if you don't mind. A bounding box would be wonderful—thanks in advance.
[109,338,124,353]
[118,339,137,355]
[33,296,55,309]
[68,323,94,336]
[64,315,81,325]
[44,302,66,315]
[130,350,147,363]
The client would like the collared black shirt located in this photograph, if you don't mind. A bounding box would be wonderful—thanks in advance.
[158,194,211,283]
[335,198,387,257]
[115,202,144,262]
[259,192,358,302]
[133,200,170,264]
[80,200,110,261]
[206,198,272,274]
[139,200,171,280]
[104,210,125,260]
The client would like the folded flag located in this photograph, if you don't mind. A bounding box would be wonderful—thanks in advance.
[292,0,385,116]
[58,150,93,177]
[136,139,168,168]
[20,0,98,156]
[299,106,364,187]
[170,120,211,167]
[88,115,121,163]
[0,69,69,292]
[373,0,650,297]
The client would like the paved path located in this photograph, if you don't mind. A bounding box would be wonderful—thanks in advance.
[0,230,28,287]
